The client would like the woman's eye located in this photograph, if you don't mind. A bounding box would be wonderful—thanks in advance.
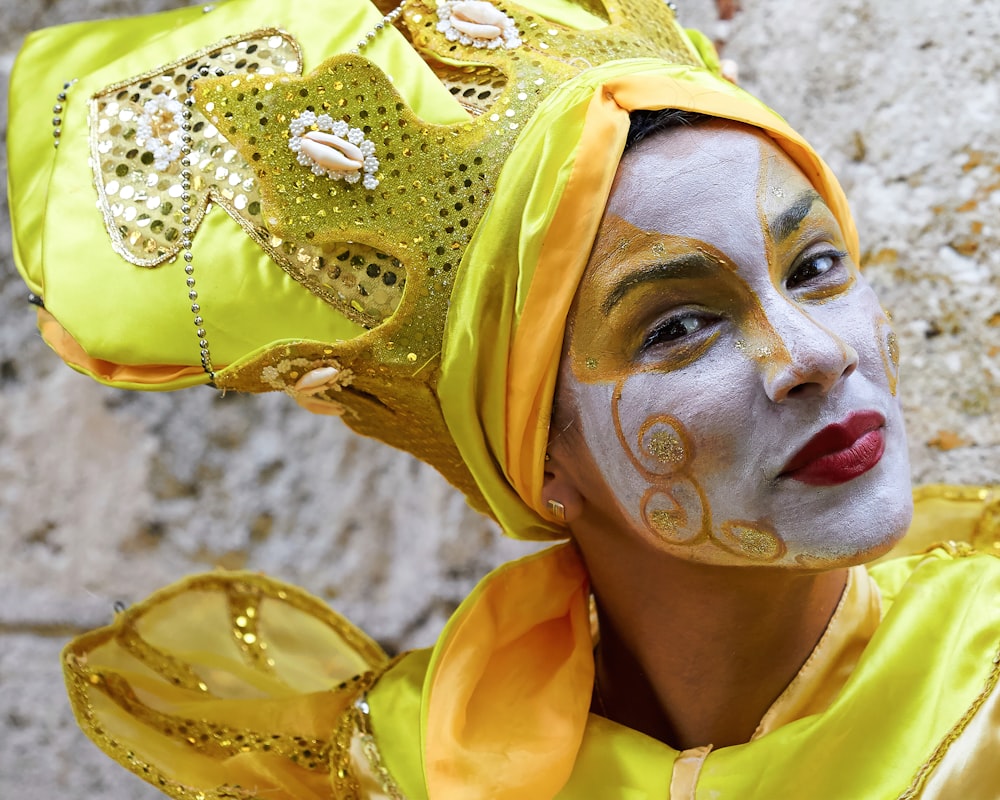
[641,313,710,351]
[786,250,846,290]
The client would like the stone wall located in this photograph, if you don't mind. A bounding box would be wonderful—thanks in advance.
[1,0,997,796]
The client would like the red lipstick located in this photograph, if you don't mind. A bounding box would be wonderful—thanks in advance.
[781,410,886,486]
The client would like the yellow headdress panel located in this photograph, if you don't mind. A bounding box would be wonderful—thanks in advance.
[9,0,856,537]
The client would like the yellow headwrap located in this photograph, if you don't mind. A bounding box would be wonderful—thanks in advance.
[9,0,856,539]
[444,60,859,539]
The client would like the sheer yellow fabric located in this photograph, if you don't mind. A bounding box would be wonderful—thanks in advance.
[64,572,388,799]
[64,486,1000,799]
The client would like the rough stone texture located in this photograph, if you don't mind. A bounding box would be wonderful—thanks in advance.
[0,0,997,796]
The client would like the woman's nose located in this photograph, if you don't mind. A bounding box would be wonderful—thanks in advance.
[762,312,859,403]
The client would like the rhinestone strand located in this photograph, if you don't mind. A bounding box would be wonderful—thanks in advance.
[52,79,77,148]
[181,66,224,382]
[350,1,407,54]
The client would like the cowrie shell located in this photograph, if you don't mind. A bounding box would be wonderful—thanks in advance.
[300,131,364,172]
[294,366,341,395]
[451,1,507,38]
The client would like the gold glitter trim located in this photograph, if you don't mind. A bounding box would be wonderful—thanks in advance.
[90,29,302,268]
[896,645,1000,799]
[331,680,408,800]
[226,579,276,674]
[116,623,208,692]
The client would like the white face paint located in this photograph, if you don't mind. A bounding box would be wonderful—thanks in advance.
[555,121,911,567]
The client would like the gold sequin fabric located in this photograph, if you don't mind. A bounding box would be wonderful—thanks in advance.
[63,572,394,799]
[91,31,407,328]
[332,693,408,800]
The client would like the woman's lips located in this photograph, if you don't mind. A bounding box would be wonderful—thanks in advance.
[780,410,886,486]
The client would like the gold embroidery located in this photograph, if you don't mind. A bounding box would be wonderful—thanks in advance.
[91,30,302,267]
[332,683,408,800]
[90,30,410,329]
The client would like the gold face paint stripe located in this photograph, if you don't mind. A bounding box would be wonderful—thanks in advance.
[877,316,900,396]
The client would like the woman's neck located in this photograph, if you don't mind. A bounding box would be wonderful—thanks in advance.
[578,535,848,750]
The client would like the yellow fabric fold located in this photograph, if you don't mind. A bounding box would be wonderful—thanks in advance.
[38,309,209,389]
[422,544,593,800]
[440,60,858,538]
[751,564,881,738]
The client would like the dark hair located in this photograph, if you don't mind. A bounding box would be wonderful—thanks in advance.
[624,108,708,151]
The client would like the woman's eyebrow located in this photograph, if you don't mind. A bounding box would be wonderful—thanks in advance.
[602,252,716,315]
[768,189,822,243]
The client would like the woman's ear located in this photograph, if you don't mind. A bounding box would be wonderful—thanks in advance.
[541,457,585,525]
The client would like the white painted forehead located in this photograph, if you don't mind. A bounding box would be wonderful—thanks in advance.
[607,123,776,269]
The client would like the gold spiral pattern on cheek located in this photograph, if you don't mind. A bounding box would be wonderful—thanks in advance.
[637,416,691,475]
[611,381,711,546]
[718,520,786,562]
[612,358,791,561]
[641,481,706,545]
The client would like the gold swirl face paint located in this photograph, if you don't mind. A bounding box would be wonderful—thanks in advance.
[554,121,912,567]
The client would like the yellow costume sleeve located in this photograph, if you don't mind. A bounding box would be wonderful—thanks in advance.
[63,572,390,800]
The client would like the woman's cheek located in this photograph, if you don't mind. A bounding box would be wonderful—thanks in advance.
[876,310,900,396]
[831,285,900,396]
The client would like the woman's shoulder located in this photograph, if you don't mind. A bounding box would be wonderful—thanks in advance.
[63,569,417,800]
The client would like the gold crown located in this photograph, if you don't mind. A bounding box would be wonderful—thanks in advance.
[87,0,705,512]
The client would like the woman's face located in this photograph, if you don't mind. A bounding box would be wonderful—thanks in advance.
[552,121,912,568]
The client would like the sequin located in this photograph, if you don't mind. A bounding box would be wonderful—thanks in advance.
[91,31,405,328]
[332,689,409,799]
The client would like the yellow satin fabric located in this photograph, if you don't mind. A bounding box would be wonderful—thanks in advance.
[440,60,858,538]
[422,544,593,799]
[9,0,468,382]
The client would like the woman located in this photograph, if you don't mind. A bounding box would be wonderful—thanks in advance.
[8,0,998,797]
